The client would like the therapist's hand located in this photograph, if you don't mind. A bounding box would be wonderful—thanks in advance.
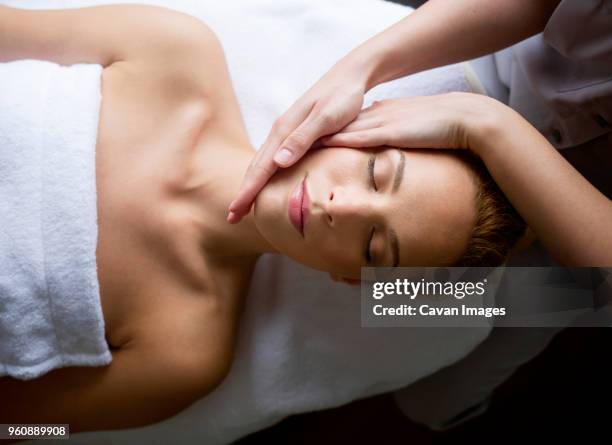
[227,61,368,224]
[321,93,495,152]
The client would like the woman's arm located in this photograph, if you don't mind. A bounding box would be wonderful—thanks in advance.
[0,4,213,67]
[0,3,228,116]
[322,93,612,266]
[0,298,230,432]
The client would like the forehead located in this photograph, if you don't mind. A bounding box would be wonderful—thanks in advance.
[387,150,478,266]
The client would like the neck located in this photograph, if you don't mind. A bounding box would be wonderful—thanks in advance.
[184,140,277,259]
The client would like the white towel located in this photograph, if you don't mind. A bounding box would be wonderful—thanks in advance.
[2,0,493,443]
[0,60,111,379]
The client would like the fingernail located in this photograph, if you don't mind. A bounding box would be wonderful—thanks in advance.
[274,148,294,166]
[227,211,237,223]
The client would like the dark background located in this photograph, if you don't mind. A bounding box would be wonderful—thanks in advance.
[237,1,611,443]
[393,0,427,7]
[238,327,611,444]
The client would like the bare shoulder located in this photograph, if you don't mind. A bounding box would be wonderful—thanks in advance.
[97,13,228,134]
[136,13,225,98]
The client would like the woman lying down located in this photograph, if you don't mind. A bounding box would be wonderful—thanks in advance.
[0,4,526,433]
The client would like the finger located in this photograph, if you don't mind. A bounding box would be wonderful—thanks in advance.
[274,107,339,167]
[227,104,312,218]
[311,138,325,149]
[226,211,240,224]
[228,160,278,218]
[320,128,389,148]
[228,103,317,218]
[229,161,277,216]
[360,99,390,114]
[227,153,267,217]
[358,101,404,121]
[337,117,381,133]
[256,99,314,162]
[258,115,299,167]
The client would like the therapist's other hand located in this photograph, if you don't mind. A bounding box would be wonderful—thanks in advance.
[322,93,495,152]
[227,63,368,224]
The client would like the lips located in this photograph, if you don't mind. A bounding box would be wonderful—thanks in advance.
[288,174,309,237]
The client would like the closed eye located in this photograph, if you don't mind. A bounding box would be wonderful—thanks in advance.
[365,154,378,264]
[365,226,375,264]
[368,154,377,191]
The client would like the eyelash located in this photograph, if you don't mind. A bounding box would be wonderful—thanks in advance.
[365,226,375,264]
[365,155,378,264]
[368,155,378,191]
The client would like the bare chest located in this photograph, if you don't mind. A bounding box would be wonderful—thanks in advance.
[93,67,225,348]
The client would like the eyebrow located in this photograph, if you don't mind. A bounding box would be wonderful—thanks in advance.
[392,150,406,193]
[389,149,405,267]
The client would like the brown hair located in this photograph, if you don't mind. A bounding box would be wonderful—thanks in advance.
[452,150,527,266]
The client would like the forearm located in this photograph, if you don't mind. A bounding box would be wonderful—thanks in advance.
[471,99,612,266]
[344,0,560,90]
[0,342,216,433]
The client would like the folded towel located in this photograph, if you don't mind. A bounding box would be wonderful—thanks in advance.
[0,59,111,380]
[2,1,493,443]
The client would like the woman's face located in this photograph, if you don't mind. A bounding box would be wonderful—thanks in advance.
[253,147,478,279]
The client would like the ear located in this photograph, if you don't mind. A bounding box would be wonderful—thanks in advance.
[329,273,361,286]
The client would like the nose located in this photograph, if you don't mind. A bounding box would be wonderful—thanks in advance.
[324,187,373,225]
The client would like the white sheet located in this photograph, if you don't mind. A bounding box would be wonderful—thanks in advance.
[3,1,494,443]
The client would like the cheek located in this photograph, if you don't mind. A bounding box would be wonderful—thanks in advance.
[253,189,279,234]
[253,163,302,222]
[253,186,290,250]
[254,180,282,214]
[255,149,368,273]
[307,236,361,276]
[306,148,367,181]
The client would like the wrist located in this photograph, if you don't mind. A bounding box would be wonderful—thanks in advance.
[463,95,515,158]
[341,40,390,92]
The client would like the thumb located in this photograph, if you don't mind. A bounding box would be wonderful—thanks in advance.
[274,110,335,167]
